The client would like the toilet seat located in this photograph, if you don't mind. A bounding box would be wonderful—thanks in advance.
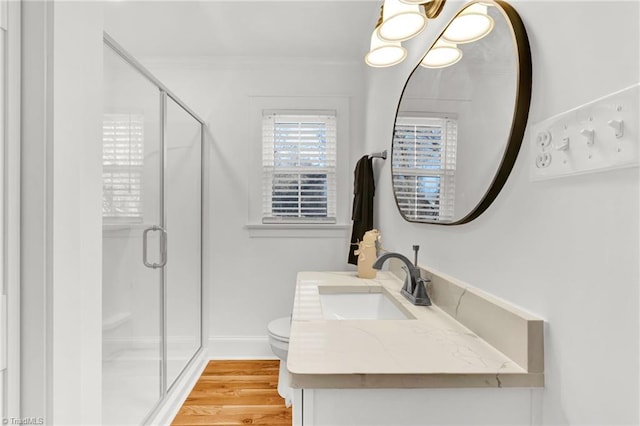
[268,317,291,342]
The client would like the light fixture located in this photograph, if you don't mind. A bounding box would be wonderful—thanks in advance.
[420,39,462,68]
[377,0,427,42]
[399,0,447,19]
[365,28,408,68]
[442,3,494,44]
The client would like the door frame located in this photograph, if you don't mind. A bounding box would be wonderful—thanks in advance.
[4,0,20,418]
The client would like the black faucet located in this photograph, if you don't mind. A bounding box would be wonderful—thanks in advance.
[372,245,431,306]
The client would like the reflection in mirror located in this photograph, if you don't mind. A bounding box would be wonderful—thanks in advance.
[391,0,531,224]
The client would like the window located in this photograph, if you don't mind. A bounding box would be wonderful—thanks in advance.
[392,116,457,221]
[262,112,337,224]
[102,113,144,222]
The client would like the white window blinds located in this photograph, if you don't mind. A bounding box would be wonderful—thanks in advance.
[392,116,457,221]
[262,112,337,223]
[102,113,144,222]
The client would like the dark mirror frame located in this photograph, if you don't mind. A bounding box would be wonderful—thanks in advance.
[391,0,532,225]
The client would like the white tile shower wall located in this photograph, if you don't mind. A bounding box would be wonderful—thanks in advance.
[134,59,366,355]
[364,1,639,425]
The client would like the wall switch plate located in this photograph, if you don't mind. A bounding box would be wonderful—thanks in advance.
[530,84,639,181]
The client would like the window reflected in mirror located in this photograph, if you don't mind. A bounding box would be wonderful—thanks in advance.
[392,115,457,221]
[390,0,531,224]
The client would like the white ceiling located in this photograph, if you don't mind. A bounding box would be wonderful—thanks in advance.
[103,1,380,61]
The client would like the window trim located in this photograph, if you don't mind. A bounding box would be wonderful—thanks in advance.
[247,96,350,238]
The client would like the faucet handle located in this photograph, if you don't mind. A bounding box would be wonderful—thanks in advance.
[412,245,419,267]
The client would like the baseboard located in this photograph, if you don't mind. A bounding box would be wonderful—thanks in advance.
[208,335,276,360]
[147,348,208,425]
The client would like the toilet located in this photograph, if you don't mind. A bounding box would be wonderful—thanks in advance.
[267,316,292,407]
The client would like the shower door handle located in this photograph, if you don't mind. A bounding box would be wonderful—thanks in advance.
[143,225,167,269]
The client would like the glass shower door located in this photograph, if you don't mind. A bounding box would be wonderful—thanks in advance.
[102,45,164,425]
[165,96,202,389]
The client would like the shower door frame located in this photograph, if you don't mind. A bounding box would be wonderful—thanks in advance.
[103,32,207,424]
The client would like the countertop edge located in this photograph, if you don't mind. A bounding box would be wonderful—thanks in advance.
[289,372,545,389]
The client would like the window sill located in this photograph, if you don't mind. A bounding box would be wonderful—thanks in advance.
[245,223,351,238]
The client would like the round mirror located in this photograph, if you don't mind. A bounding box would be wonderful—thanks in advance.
[391,0,531,224]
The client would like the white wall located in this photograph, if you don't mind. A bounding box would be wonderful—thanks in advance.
[364,1,639,425]
[21,1,103,424]
[51,4,103,422]
[139,58,366,355]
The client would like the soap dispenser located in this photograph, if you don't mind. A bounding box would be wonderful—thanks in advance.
[355,229,381,279]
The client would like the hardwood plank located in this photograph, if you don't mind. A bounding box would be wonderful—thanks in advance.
[190,379,279,391]
[203,360,280,375]
[172,360,291,426]
[196,375,279,384]
[173,406,291,425]
[185,388,283,405]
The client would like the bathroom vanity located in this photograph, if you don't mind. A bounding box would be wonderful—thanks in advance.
[287,267,544,425]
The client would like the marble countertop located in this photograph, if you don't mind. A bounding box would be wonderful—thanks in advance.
[287,271,544,389]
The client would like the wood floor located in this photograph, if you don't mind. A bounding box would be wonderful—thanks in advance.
[171,360,292,426]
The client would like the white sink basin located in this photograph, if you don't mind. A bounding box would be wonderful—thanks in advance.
[319,291,412,320]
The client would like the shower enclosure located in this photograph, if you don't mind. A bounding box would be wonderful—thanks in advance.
[101,34,204,425]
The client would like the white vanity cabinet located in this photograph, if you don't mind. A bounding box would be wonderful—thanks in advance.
[293,387,536,426]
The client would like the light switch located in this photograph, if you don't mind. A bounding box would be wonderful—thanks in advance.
[555,136,570,151]
[580,129,595,146]
[530,84,638,181]
[607,119,624,138]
